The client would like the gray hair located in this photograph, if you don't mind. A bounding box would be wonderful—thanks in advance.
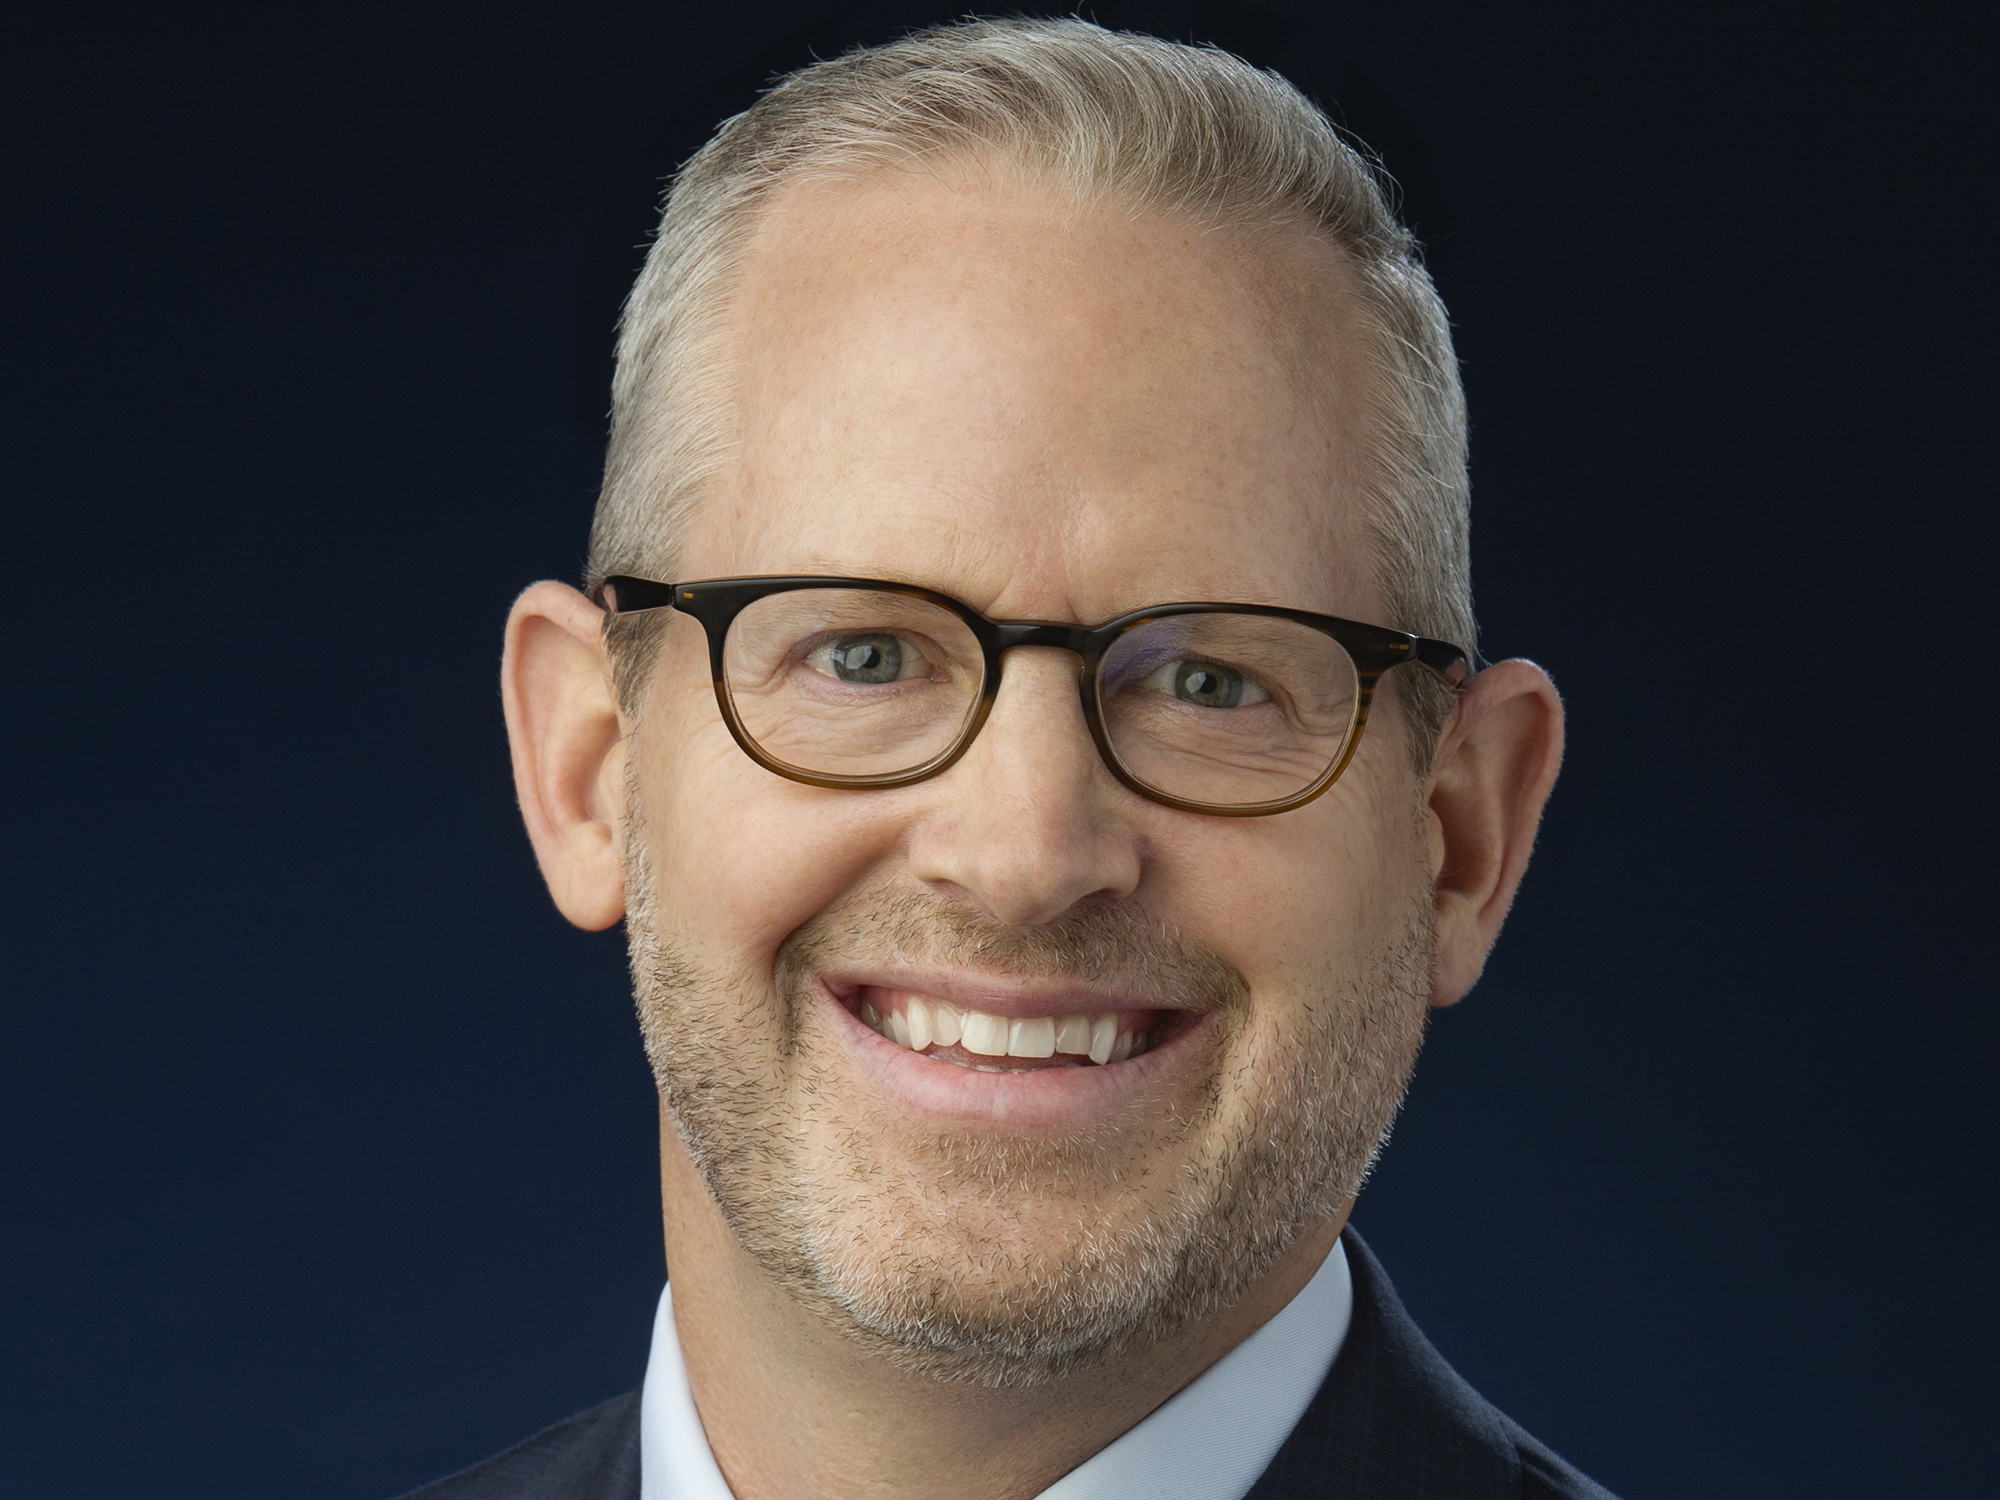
[588,17,1473,764]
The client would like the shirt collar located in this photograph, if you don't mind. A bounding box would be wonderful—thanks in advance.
[639,1238,1350,1500]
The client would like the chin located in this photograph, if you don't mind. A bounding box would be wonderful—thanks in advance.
[630,847,1437,1387]
[771,1157,1302,1387]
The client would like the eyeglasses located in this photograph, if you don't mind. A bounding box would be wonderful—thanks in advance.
[600,575,1470,817]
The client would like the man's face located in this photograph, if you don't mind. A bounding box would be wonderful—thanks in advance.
[623,163,1436,1383]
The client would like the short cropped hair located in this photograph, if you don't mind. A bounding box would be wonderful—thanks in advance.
[588,17,1474,764]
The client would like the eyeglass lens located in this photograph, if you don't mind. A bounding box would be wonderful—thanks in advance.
[719,588,1361,806]
[1097,612,1359,805]
[724,589,986,776]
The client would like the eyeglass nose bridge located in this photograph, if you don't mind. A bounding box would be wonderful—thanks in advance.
[983,618,1108,721]
[966,618,1129,791]
[990,620,1099,655]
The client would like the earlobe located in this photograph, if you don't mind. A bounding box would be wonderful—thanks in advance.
[500,581,629,931]
[1422,659,1565,1007]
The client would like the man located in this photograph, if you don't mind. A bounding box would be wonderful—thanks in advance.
[422,18,1601,1499]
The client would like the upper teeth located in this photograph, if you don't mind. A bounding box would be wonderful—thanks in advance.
[860,992,1144,1066]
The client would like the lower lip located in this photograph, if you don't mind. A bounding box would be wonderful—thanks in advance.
[819,986,1210,1127]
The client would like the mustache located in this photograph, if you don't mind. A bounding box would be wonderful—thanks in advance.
[774,889,1250,1015]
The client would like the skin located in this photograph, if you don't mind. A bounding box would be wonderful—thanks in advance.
[501,162,1564,1500]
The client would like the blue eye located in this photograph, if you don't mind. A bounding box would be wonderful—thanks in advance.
[829,634,904,683]
[1125,654,1272,709]
[1173,662,1243,707]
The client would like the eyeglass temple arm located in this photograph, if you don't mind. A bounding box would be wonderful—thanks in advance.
[1412,636,1472,687]
[598,576,680,614]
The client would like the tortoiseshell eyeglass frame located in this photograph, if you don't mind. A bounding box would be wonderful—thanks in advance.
[598,574,1472,818]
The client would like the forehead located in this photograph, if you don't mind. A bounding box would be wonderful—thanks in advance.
[684,160,1383,622]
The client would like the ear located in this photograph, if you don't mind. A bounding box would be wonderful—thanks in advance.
[1422,658,1565,1007]
[500,581,628,930]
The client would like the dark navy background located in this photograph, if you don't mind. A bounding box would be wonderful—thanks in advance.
[3,4,1993,1496]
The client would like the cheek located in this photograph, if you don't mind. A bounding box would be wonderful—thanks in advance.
[1148,755,1426,989]
[636,702,908,978]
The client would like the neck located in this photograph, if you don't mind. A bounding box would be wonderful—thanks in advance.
[656,1109,1347,1500]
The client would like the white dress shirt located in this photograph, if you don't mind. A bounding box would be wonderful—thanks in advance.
[638,1239,1351,1500]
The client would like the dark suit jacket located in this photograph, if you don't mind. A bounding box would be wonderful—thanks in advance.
[399,1228,1617,1499]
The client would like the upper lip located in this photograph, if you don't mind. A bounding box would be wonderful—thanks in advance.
[820,966,1202,1021]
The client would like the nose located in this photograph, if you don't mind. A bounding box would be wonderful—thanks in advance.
[906,647,1142,926]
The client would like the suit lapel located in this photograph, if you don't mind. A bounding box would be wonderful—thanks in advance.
[1243,1228,1522,1500]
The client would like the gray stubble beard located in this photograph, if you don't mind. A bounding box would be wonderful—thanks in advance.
[623,797,1434,1388]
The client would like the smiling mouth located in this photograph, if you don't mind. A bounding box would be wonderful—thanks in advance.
[852,986,1166,1071]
